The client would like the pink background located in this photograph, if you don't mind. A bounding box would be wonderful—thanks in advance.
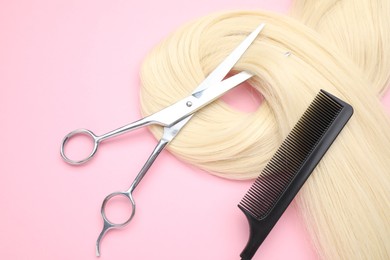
[1,0,389,259]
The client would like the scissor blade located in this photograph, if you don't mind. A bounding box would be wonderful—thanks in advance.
[161,71,253,142]
[147,24,264,128]
[148,71,253,127]
[193,23,265,96]
[190,70,254,111]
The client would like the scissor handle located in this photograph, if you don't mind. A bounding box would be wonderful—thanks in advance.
[100,191,136,227]
[60,128,99,165]
[96,191,136,256]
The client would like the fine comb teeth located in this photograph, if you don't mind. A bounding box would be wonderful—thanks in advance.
[238,90,353,260]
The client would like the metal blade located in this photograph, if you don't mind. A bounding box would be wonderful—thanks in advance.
[193,23,265,96]
[148,71,253,127]
[146,24,264,129]
[161,71,254,142]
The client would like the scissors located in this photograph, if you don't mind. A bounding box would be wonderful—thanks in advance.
[60,23,265,256]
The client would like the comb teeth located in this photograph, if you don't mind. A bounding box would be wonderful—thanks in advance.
[239,91,343,220]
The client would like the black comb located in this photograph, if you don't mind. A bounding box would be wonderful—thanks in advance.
[238,90,353,260]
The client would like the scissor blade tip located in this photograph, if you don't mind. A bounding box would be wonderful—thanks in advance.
[257,23,266,31]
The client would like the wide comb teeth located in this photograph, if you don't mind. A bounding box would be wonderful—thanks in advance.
[239,91,343,220]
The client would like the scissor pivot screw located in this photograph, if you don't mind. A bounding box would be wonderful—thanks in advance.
[186,101,193,107]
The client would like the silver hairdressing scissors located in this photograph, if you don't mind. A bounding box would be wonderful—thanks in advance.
[60,23,265,256]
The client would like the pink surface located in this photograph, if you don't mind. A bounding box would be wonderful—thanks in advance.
[1,0,389,259]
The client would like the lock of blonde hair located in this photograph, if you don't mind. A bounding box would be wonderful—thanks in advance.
[139,1,390,259]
